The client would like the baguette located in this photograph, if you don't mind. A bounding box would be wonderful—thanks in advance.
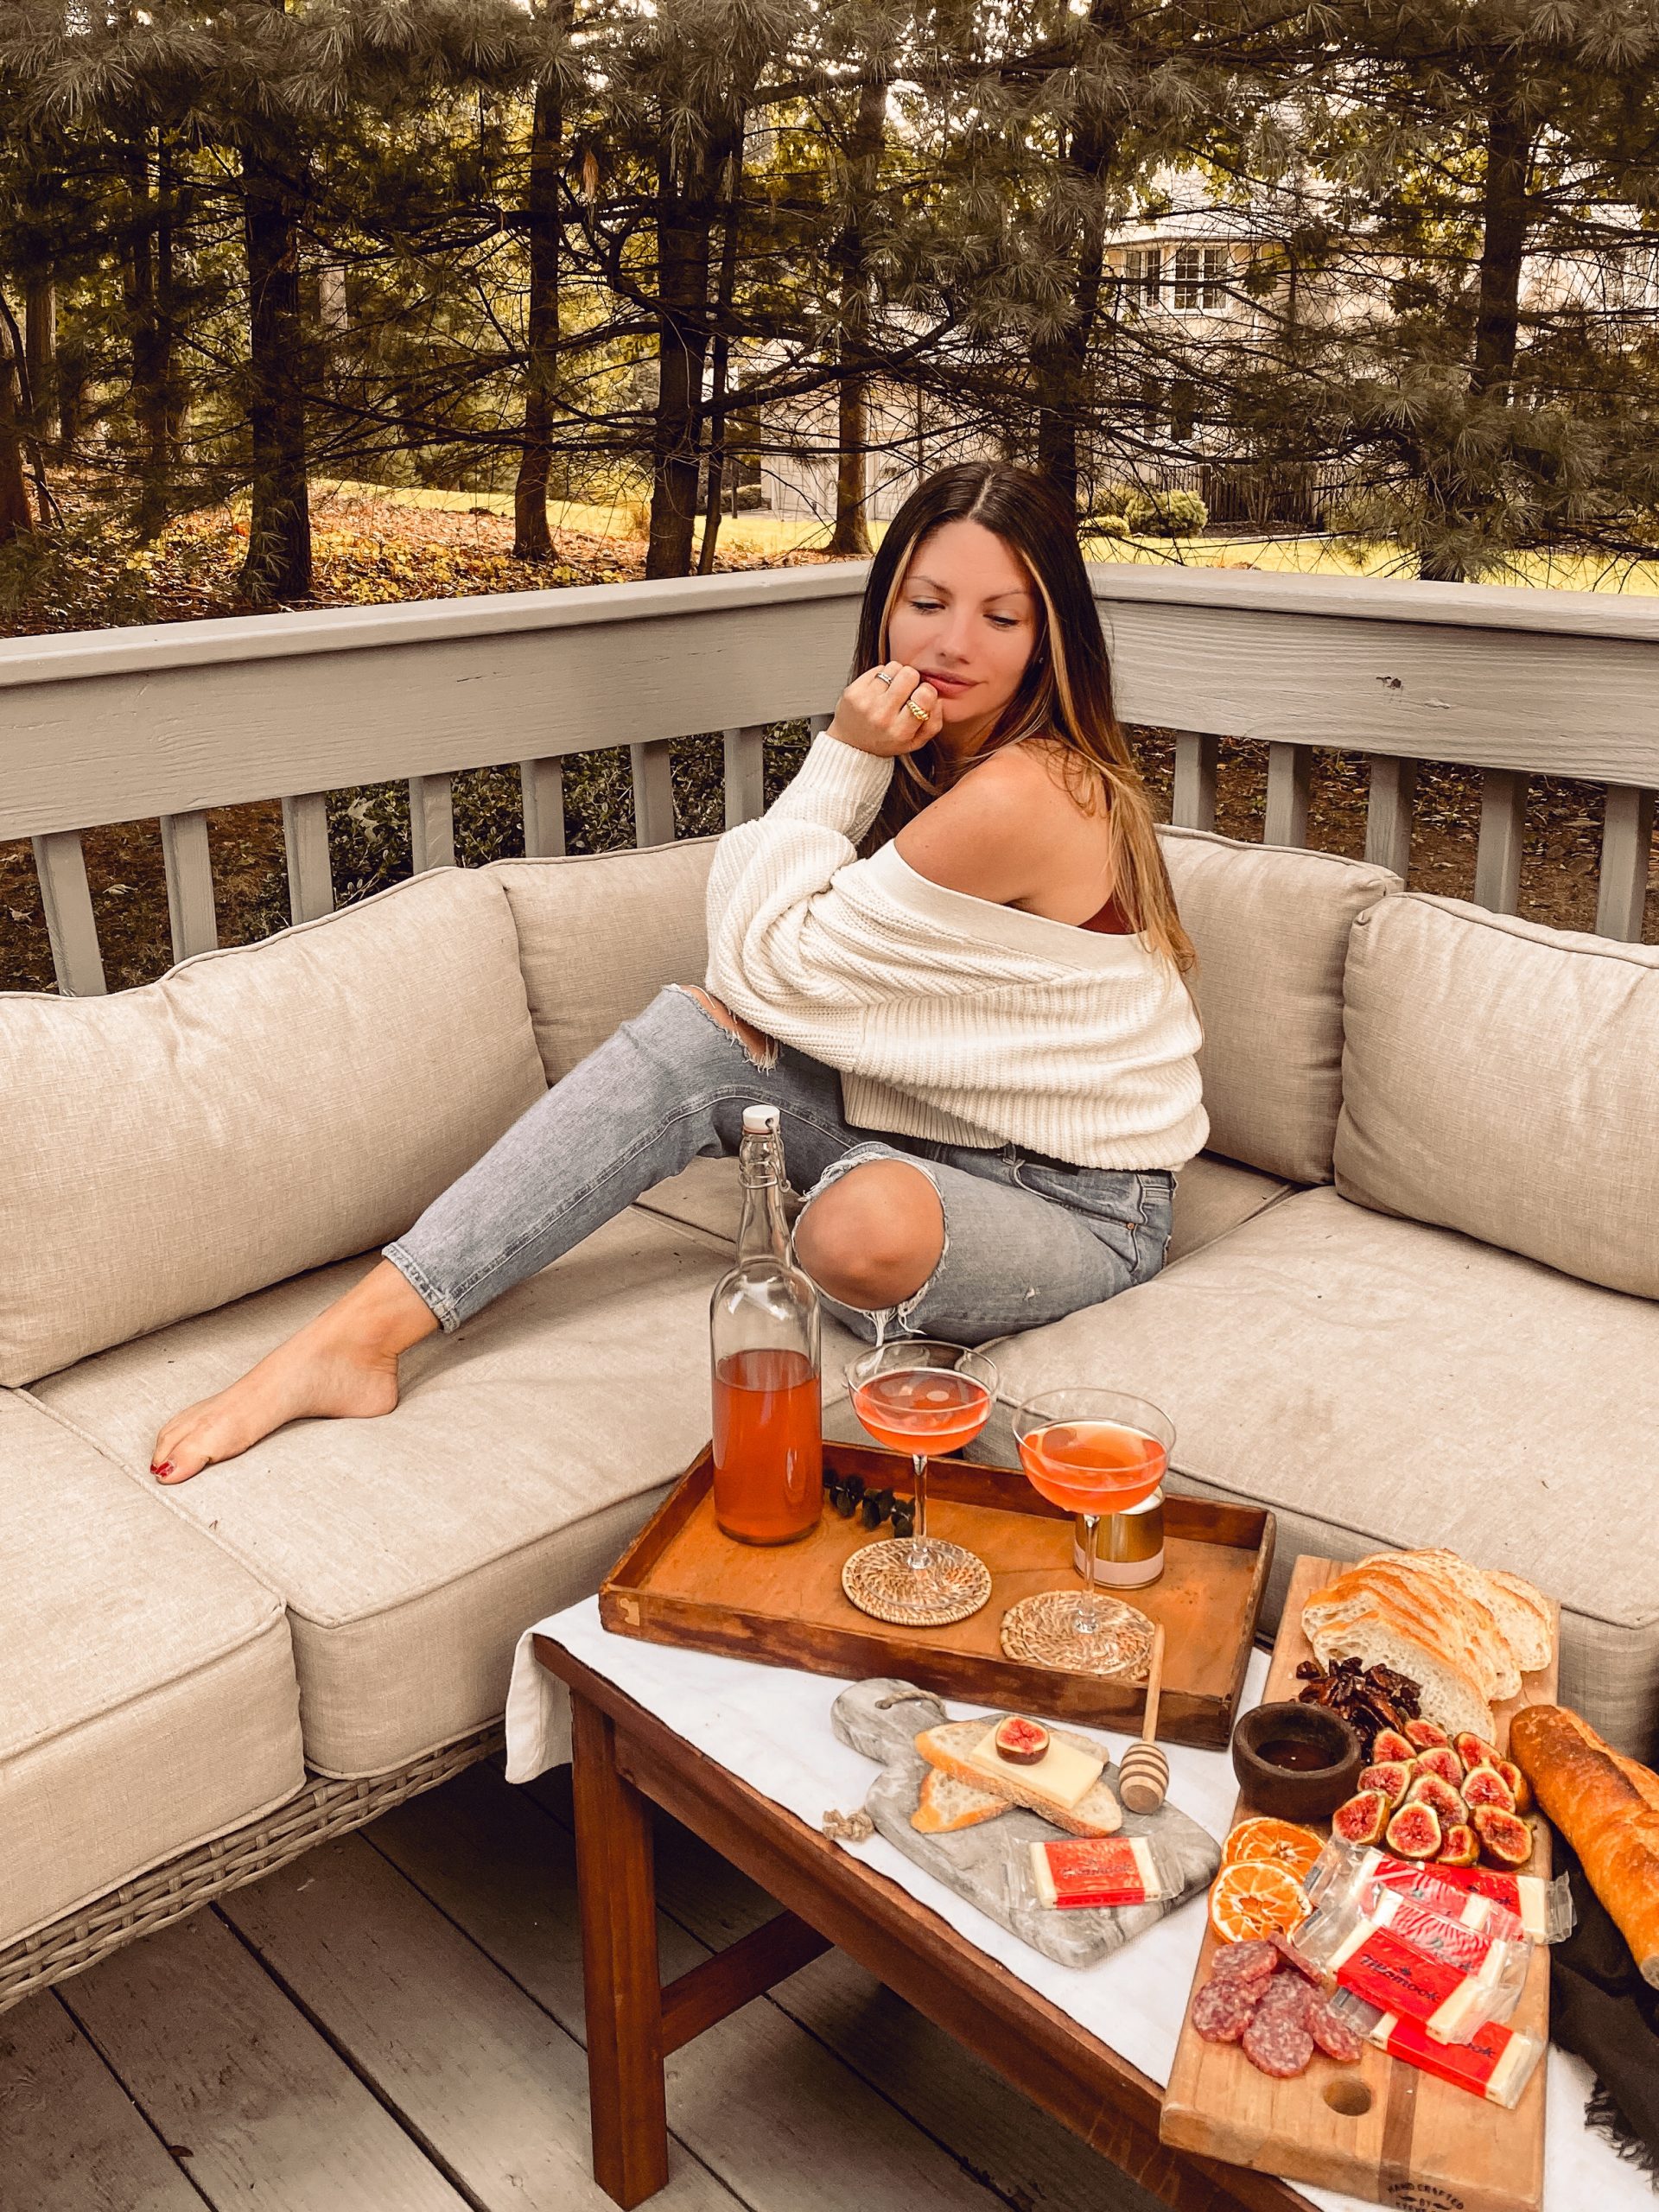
[1509,1704,1659,1987]
[915,1720,1122,1837]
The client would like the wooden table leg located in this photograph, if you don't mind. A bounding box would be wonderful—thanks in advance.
[571,1691,671,2209]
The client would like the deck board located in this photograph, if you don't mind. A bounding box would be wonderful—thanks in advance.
[219,1833,739,2212]
[59,1905,470,2212]
[3,1754,1170,2212]
[0,1994,202,2212]
[372,1762,1010,2212]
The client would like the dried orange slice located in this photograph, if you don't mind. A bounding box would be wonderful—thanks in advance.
[1221,1816,1323,1883]
[1208,1860,1310,1945]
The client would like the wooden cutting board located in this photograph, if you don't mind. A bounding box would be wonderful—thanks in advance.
[1159,1554,1558,2212]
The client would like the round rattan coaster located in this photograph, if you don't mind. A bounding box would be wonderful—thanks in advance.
[999,1591,1156,1679]
[842,1539,993,1627]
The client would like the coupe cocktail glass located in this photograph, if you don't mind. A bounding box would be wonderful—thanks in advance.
[845,1339,999,1618]
[1012,1388,1173,1653]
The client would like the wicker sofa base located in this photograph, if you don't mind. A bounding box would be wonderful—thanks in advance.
[0,1721,506,2017]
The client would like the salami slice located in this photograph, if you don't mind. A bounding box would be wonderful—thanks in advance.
[1210,1939,1278,1983]
[1191,1975,1261,2044]
[1243,2005,1315,2078]
[1306,1993,1364,2063]
[1272,1930,1321,1983]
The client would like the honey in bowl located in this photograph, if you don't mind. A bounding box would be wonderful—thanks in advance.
[1256,1737,1341,1773]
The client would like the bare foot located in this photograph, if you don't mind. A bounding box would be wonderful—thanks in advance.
[149,1261,441,1484]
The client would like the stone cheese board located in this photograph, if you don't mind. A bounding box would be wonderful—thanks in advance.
[830,1677,1223,1968]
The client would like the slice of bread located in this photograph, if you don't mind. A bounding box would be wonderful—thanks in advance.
[1484,1569,1555,1675]
[1303,1597,1495,1745]
[915,1720,1122,1837]
[1357,1554,1519,1703]
[1307,1562,1503,1707]
[911,1768,1007,1834]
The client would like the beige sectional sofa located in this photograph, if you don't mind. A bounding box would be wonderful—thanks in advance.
[5,822,1656,2005]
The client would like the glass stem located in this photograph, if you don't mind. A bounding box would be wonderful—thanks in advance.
[911,1451,928,1550]
[1079,1513,1101,1630]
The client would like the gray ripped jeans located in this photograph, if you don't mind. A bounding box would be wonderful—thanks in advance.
[385,985,1173,1346]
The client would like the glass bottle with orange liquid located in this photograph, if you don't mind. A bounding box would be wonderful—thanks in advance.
[709,1107,823,1543]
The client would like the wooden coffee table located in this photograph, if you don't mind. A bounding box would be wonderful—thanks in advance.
[535,1634,1313,2212]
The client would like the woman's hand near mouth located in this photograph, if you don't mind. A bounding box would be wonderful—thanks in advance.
[828,661,945,755]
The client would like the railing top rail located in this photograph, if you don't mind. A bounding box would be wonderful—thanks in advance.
[1088,560,1659,645]
[0,562,874,690]
[3,556,1659,693]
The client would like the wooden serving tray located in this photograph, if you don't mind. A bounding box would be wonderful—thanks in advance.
[1160,1553,1559,2212]
[599,1440,1274,1749]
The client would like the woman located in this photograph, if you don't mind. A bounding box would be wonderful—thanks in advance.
[149,461,1205,1485]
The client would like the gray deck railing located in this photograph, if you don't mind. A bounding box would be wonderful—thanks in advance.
[3,562,1656,996]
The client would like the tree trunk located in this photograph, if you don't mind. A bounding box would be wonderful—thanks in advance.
[513,34,565,562]
[1419,60,1531,583]
[647,136,716,579]
[697,123,745,575]
[826,70,887,557]
[238,137,311,602]
[1033,129,1116,512]
[0,302,35,542]
[25,276,57,452]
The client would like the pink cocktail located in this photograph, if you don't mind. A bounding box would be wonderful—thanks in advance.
[1013,1387,1175,1646]
[844,1340,999,1618]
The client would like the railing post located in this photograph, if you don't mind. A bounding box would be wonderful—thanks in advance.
[630,741,676,848]
[1473,769,1527,914]
[519,757,566,858]
[1595,784,1656,943]
[1171,732,1219,832]
[30,831,106,996]
[281,793,335,923]
[1363,755,1417,880]
[160,810,219,963]
[408,772,456,872]
[1263,741,1312,848]
[722,725,767,826]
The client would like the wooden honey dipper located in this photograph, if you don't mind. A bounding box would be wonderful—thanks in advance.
[1117,1624,1168,1812]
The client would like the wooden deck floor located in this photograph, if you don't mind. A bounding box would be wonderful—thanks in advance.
[1,1758,1164,2212]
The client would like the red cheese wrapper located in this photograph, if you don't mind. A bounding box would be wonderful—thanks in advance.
[1028,1835,1166,1909]
[1365,2010,1545,2109]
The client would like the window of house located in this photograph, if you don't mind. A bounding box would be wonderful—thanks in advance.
[1172,245,1230,312]
[1123,247,1162,308]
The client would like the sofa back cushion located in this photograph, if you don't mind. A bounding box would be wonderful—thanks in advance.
[1335,893,1659,1299]
[492,838,718,1081]
[0,868,546,1387]
[1158,826,1399,1185]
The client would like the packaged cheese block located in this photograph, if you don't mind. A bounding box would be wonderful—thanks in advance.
[1351,1846,1572,1943]
[1297,1887,1529,2044]
[1027,1835,1172,1910]
[1336,2000,1545,2108]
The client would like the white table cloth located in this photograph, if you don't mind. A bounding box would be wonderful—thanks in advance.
[505,1598,1648,2212]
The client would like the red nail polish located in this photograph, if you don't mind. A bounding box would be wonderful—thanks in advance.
[152,1462,172,1477]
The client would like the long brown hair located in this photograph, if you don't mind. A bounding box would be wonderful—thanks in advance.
[857,461,1195,975]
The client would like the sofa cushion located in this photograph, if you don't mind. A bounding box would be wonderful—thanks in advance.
[0,1390,304,1949]
[976,1186,1659,1759]
[492,839,719,1082]
[34,1212,863,1779]
[1157,825,1398,1185]
[0,868,547,1389]
[1335,893,1659,1300]
[639,1147,1295,1269]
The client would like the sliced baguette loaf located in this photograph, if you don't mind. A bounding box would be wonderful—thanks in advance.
[915,1719,1122,1837]
[1302,1595,1495,1745]
[1359,1549,1522,1701]
[1484,1568,1556,1675]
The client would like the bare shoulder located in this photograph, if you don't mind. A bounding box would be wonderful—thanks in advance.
[894,738,1104,905]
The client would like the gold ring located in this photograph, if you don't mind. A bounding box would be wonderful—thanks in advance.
[906,698,930,723]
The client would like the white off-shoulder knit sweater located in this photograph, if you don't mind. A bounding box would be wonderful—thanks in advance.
[703,733,1208,1171]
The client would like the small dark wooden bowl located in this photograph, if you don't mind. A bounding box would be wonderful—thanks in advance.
[1231,1700,1363,1822]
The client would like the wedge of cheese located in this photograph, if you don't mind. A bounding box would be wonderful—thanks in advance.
[963,1723,1103,1810]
